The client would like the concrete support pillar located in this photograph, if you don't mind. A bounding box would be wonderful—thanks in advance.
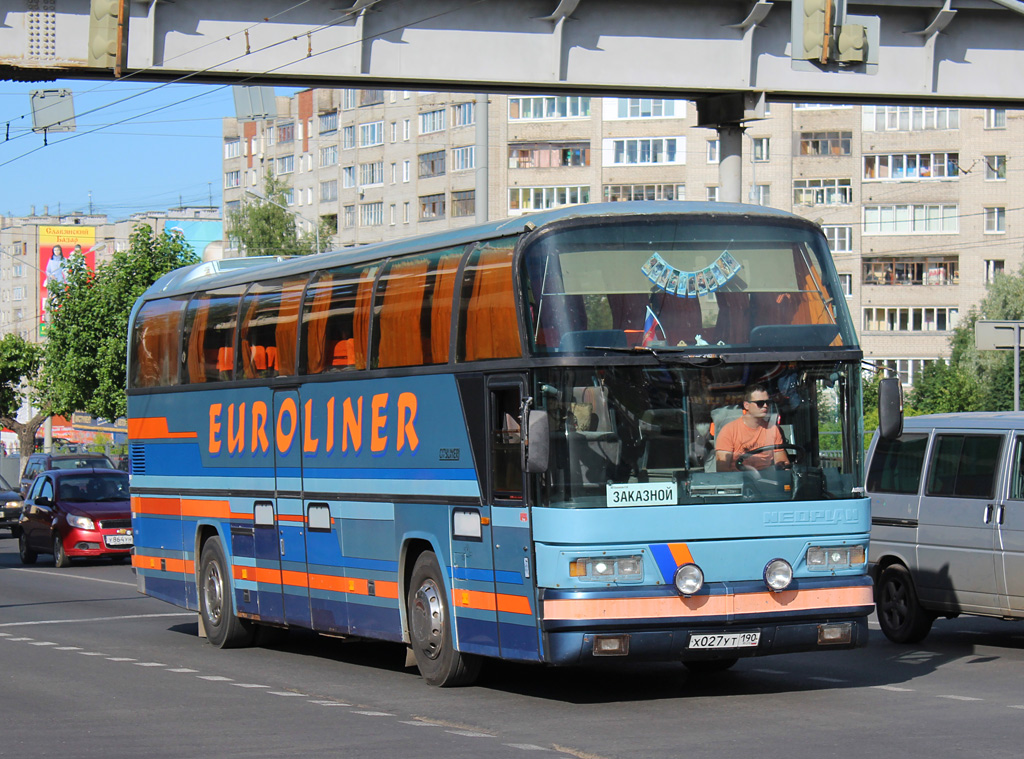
[475,95,489,223]
[718,125,745,203]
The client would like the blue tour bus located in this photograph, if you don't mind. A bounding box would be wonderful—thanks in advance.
[127,202,873,686]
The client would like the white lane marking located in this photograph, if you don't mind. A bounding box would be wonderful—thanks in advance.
[873,685,914,692]
[268,691,306,697]
[107,657,137,662]
[0,612,193,628]
[1009,705,1024,710]
[310,701,350,706]
[134,662,166,667]
[6,637,33,641]
[937,695,982,701]
[232,683,271,689]
[55,646,81,651]
[505,745,551,752]
[352,710,394,716]
[399,721,441,727]
[809,676,847,683]
[77,651,107,656]
[446,730,494,738]
[0,632,10,636]
[197,675,233,681]
[167,668,198,673]
[29,641,57,646]
[9,568,136,587]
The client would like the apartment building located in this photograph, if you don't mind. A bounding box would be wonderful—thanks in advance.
[223,91,1021,387]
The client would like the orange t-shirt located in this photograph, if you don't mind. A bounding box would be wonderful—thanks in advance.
[715,417,784,470]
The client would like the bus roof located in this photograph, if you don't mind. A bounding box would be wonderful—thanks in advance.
[139,201,816,303]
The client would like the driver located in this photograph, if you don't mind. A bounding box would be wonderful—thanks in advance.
[715,384,791,472]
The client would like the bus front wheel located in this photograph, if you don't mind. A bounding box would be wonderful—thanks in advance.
[199,538,254,649]
[407,551,481,687]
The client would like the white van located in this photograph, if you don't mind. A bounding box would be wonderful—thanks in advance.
[866,412,1024,643]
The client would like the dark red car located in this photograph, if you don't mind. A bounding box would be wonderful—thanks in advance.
[18,468,132,567]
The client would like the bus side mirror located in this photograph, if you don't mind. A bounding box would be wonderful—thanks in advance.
[877,377,904,440]
[524,410,549,474]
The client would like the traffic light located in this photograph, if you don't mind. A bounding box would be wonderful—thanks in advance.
[88,0,120,68]
[799,0,834,63]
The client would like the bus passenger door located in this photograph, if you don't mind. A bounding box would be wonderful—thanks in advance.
[488,377,541,662]
[274,389,312,628]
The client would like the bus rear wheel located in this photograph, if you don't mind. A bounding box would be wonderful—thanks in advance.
[407,551,481,687]
[199,538,254,649]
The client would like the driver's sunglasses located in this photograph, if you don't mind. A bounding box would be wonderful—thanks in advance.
[748,399,770,408]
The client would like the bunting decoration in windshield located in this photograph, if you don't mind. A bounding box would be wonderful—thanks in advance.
[641,250,741,298]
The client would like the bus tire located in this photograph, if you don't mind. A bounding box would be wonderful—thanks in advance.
[407,551,481,687]
[199,538,254,649]
[876,564,934,644]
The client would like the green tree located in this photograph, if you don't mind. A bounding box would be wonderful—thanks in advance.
[43,225,199,422]
[228,173,326,256]
[0,333,47,467]
[909,359,982,414]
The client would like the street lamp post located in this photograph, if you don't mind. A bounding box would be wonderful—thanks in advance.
[244,189,320,254]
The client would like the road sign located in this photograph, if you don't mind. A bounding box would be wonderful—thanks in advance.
[976,320,1024,411]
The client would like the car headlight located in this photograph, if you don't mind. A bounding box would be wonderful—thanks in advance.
[806,545,866,570]
[673,563,704,596]
[569,555,644,583]
[4,500,23,510]
[764,558,793,592]
[66,514,95,530]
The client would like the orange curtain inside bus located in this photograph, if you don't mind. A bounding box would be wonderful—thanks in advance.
[464,245,522,361]
[136,302,182,387]
[377,258,428,368]
[186,299,210,383]
[240,297,260,379]
[429,253,461,363]
[274,278,305,376]
[304,276,332,375]
[352,270,374,370]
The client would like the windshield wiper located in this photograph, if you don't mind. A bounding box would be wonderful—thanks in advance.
[587,344,728,365]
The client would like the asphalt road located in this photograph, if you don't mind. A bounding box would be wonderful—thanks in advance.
[2,534,1023,759]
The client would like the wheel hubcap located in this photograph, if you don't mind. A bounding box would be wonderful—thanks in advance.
[204,561,224,625]
[882,579,908,629]
[411,578,444,660]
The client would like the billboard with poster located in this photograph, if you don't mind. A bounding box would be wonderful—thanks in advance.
[39,226,97,325]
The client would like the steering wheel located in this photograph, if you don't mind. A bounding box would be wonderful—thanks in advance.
[735,443,804,470]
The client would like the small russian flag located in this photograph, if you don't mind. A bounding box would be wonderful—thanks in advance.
[642,306,665,346]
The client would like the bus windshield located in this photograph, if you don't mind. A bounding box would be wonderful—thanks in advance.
[532,361,863,507]
[521,216,854,353]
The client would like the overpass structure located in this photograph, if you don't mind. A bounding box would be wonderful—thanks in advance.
[2,0,1022,201]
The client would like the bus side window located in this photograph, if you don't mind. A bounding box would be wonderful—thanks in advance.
[131,297,186,388]
[458,239,522,362]
[238,276,307,379]
[183,287,243,384]
[300,265,377,375]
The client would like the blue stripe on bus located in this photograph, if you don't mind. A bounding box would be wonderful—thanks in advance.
[451,567,524,585]
[649,543,681,583]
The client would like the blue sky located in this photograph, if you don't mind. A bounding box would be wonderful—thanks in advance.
[0,78,252,219]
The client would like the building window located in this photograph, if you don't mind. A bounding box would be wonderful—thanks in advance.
[793,178,852,205]
[799,131,852,156]
[452,190,476,218]
[985,108,1007,129]
[863,257,959,286]
[13,264,23,278]
[508,142,590,168]
[342,90,358,110]
[319,145,338,167]
[508,96,591,120]
[985,207,1006,233]
[420,193,446,220]
[277,123,295,144]
[342,126,355,149]
[823,225,853,253]
[508,185,590,215]
[706,139,720,164]
[360,202,383,226]
[359,121,383,147]
[603,183,684,202]
[403,119,411,140]
[319,112,338,134]
[343,205,355,228]
[12,287,23,302]
[752,137,770,162]
[389,204,396,225]
[985,259,1005,283]
[862,106,959,132]
[863,307,959,332]
[360,90,385,107]
[224,170,241,189]
[985,155,1007,181]
[452,102,475,127]
[419,109,446,134]
[863,204,958,234]
[751,184,771,206]
[342,166,356,188]
[606,137,684,165]
[403,201,410,223]
[706,186,719,202]
[604,98,681,119]
[418,150,446,178]
[839,273,853,297]
[402,160,411,183]
[276,155,295,175]
[224,139,240,159]
[863,152,959,181]
[360,161,384,187]
[320,180,338,202]
[452,146,475,172]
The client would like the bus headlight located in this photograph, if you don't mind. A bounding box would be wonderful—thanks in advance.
[569,555,644,583]
[763,558,793,592]
[806,545,866,570]
[673,563,704,596]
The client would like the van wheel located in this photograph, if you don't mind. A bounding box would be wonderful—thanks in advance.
[877,565,934,644]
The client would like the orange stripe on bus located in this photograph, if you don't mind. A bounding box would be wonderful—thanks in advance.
[128,417,197,440]
[542,585,873,621]
[667,543,694,566]
[132,554,192,574]
[452,589,533,615]
[180,499,232,519]
[277,514,306,523]
[132,496,181,516]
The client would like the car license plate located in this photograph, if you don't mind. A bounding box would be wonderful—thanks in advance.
[688,631,760,649]
[104,534,133,547]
